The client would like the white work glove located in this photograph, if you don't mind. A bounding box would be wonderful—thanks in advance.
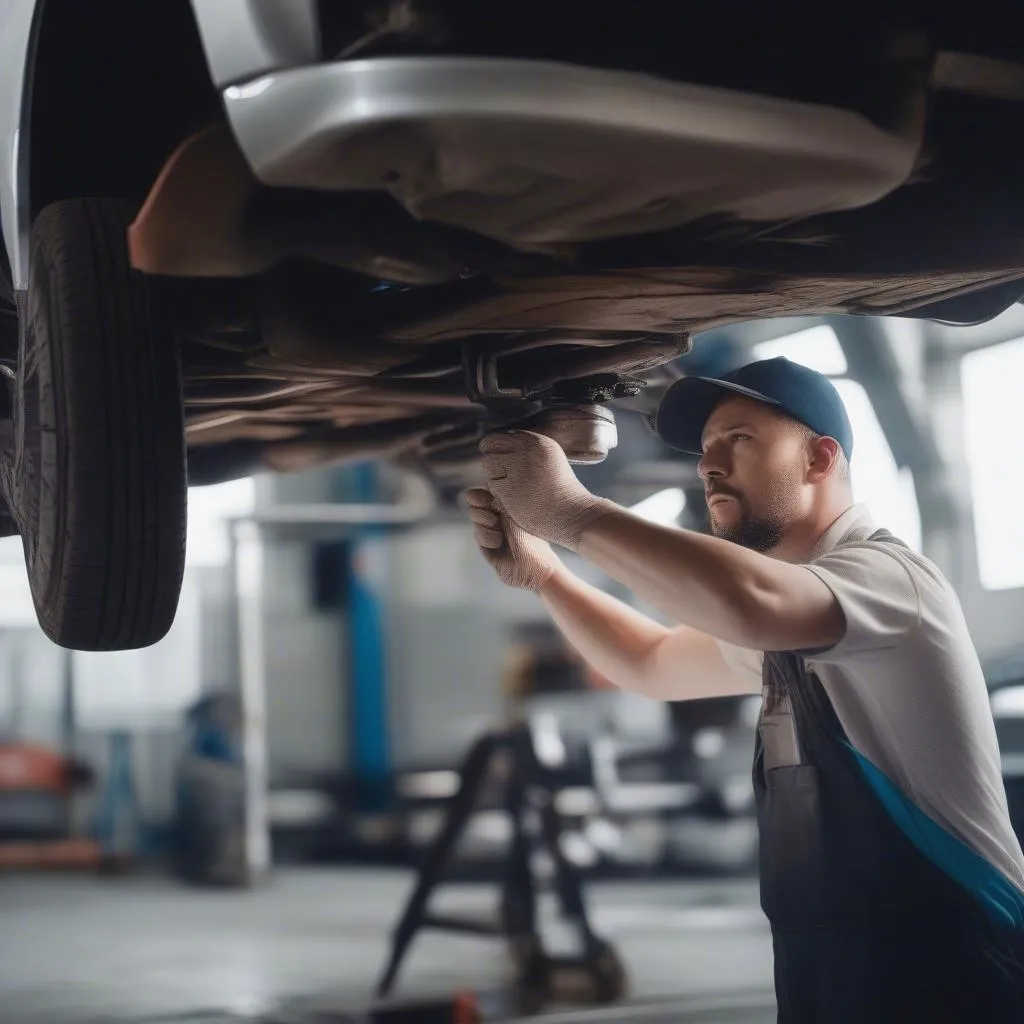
[479,431,617,551]
[464,488,559,592]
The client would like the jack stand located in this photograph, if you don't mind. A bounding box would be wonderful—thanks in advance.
[376,722,626,1016]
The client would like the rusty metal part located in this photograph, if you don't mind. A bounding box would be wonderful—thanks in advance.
[129,124,271,277]
[259,412,458,473]
[128,121,529,284]
[518,405,618,465]
[184,376,476,411]
[382,265,1024,343]
[184,379,350,407]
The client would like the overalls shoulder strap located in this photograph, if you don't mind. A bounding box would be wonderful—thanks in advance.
[866,525,905,546]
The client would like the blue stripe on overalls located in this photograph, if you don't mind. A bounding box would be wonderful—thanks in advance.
[846,743,1024,929]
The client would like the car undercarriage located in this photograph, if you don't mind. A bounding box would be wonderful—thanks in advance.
[4,0,1024,648]
[127,3,1024,491]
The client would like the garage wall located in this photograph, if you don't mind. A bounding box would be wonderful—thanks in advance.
[383,521,621,769]
[236,467,551,777]
[0,630,66,748]
[195,563,236,694]
[385,602,506,770]
[254,471,349,781]
[260,538,348,780]
[384,522,522,769]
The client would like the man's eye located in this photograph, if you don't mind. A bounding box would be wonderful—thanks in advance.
[731,434,752,442]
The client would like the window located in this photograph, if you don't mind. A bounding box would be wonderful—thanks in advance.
[630,487,686,526]
[753,324,849,376]
[754,326,923,551]
[185,476,257,568]
[0,476,258,629]
[831,378,922,552]
[961,337,1024,591]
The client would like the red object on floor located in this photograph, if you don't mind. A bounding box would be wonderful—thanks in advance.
[0,741,98,871]
[0,742,74,793]
[0,838,102,869]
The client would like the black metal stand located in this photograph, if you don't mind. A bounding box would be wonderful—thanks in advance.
[376,722,625,1014]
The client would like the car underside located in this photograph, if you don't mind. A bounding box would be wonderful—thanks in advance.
[162,6,1024,492]
[4,0,1024,648]
[8,2,1024,483]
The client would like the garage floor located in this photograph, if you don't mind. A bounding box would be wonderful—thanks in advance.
[1,868,776,1023]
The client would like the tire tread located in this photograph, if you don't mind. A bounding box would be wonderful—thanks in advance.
[25,198,186,650]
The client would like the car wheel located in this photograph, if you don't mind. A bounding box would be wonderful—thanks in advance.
[4,198,187,650]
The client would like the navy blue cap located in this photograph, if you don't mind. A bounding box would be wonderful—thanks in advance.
[655,357,853,460]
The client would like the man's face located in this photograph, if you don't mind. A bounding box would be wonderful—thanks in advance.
[697,395,811,553]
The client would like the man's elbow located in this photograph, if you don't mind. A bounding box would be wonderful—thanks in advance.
[626,639,678,701]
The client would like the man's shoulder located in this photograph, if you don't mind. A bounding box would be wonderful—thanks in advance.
[802,526,973,665]
[816,527,956,607]
[833,527,939,569]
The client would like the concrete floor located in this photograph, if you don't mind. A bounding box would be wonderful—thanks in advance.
[1,867,776,1023]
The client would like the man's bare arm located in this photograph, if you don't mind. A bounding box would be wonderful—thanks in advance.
[480,431,844,652]
[540,567,761,701]
[577,511,844,652]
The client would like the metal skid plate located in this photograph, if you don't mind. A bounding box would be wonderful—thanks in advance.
[223,56,920,248]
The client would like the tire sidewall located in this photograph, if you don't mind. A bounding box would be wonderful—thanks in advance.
[15,235,63,621]
[7,199,187,650]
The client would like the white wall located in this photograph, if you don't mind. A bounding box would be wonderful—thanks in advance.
[384,522,523,769]
[254,471,349,781]
[259,538,348,780]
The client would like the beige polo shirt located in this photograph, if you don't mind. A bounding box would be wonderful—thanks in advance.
[717,503,1024,905]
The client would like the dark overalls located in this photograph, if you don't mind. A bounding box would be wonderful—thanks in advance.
[757,634,1024,1021]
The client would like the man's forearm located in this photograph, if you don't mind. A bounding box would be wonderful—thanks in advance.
[537,565,750,701]
[478,427,843,651]
[538,567,670,696]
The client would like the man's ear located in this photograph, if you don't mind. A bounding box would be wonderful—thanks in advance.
[806,435,842,483]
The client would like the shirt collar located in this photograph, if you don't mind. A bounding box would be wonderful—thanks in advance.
[809,503,875,562]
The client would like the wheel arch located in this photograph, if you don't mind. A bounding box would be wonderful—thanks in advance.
[25,0,222,243]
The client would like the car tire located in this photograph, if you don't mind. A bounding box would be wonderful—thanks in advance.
[5,198,187,650]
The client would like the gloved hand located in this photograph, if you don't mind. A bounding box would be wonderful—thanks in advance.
[479,431,617,551]
[464,488,559,591]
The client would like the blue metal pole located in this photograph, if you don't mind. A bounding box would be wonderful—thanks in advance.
[340,462,392,809]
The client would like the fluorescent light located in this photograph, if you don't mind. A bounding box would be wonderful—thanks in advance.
[630,487,686,525]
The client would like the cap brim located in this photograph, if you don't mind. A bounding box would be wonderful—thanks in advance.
[654,376,782,454]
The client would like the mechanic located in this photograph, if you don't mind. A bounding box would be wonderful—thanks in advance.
[465,356,1024,1023]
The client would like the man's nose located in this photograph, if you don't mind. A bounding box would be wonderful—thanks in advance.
[697,451,725,481]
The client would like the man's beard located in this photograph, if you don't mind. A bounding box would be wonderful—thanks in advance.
[707,495,786,553]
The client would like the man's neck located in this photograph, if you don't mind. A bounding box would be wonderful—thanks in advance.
[770,500,855,563]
